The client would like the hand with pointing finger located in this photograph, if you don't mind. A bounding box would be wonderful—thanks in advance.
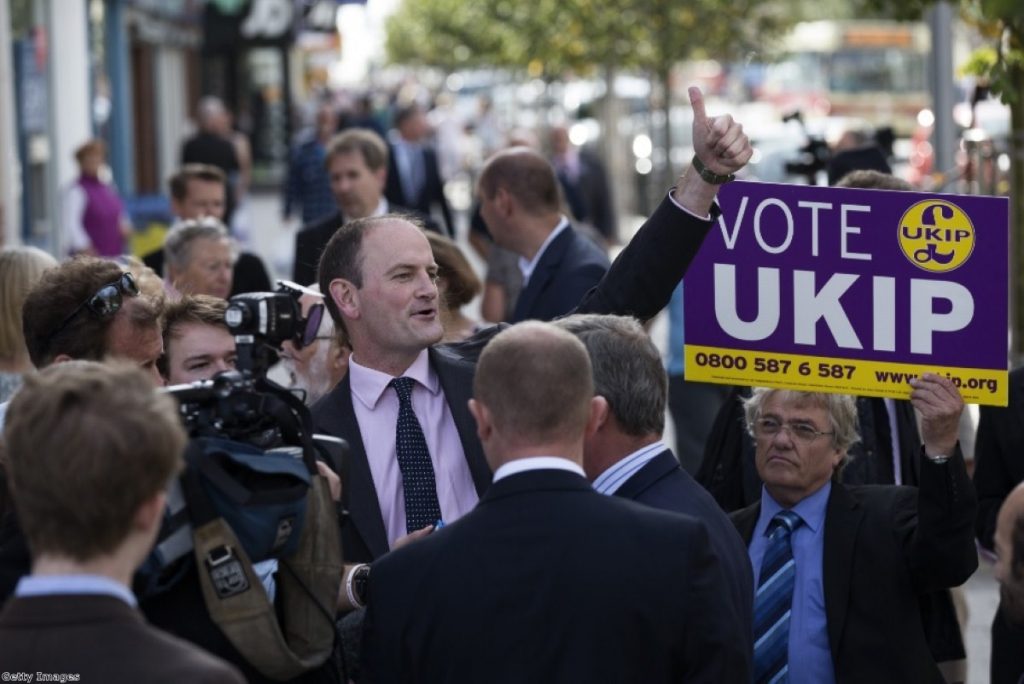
[689,86,752,177]
[672,86,753,216]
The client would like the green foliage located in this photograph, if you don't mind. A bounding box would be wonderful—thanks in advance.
[385,0,793,78]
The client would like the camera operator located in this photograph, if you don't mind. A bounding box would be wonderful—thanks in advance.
[0,361,244,682]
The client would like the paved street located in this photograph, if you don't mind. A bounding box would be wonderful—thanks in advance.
[243,189,1002,683]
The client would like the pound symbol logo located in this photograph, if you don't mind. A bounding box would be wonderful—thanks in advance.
[898,199,975,273]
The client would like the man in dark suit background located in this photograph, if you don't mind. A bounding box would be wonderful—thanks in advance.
[181,96,240,226]
[310,86,753,563]
[550,124,617,245]
[361,322,747,683]
[0,362,243,682]
[384,102,454,237]
[478,147,610,323]
[292,128,439,286]
[554,312,753,675]
[974,365,1024,683]
[731,378,976,683]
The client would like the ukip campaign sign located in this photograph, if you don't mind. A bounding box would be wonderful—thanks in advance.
[683,181,1009,405]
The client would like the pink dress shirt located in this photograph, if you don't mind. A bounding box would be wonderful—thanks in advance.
[348,349,480,548]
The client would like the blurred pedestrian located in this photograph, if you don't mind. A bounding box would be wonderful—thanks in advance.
[385,102,454,236]
[0,247,58,401]
[284,101,338,225]
[550,125,617,246]
[62,139,133,257]
[181,97,240,226]
[163,219,234,300]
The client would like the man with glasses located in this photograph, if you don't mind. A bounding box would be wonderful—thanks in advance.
[730,377,977,684]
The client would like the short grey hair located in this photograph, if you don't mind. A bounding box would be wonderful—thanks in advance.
[553,314,665,437]
[163,218,231,273]
[743,388,860,471]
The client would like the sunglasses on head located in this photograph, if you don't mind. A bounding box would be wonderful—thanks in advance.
[48,272,140,343]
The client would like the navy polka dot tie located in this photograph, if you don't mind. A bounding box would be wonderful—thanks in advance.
[390,377,442,533]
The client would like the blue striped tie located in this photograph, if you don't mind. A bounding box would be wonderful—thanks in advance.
[390,377,442,533]
[753,510,803,684]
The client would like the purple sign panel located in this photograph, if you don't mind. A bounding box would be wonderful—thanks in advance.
[683,180,1009,405]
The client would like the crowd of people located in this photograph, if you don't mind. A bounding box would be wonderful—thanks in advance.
[0,82,1021,684]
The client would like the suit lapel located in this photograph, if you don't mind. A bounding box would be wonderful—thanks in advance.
[730,502,761,544]
[429,347,492,495]
[822,483,864,658]
[512,227,573,321]
[615,449,678,500]
[314,375,390,559]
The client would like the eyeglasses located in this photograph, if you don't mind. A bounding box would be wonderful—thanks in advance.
[48,272,140,343]
[753,417,834,443]
[299,302,325,349]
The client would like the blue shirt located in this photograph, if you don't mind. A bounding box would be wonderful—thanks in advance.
[16,574,137,607]
[592,441,666,495]
[666,282,685,376]
[748,482,835,684]
[284,137,336,224]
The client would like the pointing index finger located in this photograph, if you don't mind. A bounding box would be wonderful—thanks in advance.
[689,86,708,129]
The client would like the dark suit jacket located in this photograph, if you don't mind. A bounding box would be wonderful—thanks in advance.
[292,205,441,286]
[616,448,754,670]
[973,366,1024,683]
[0,593,244,682]
[730,452,977,684]
[556,149,617,242]
[362,468,748,683]
[385,143,453,237]
[311,195,715,562]
[510,225,610,323]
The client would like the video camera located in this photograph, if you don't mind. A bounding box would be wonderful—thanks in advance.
[782,111,895,186]
[143,282,345,593]
[167,281,326,447]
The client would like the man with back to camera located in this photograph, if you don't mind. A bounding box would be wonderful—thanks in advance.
[553,313,753,677]
[477,146,611,323]
[0,361,244,682]
[309,87,753,563]
[731,376,976,683]
[361,322,747,682]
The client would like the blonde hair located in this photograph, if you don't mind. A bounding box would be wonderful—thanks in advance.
[0,247,58,361]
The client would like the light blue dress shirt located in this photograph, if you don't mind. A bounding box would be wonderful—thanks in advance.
[748,482,835,684]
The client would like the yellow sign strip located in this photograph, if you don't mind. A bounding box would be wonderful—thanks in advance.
[684,344,1007,406]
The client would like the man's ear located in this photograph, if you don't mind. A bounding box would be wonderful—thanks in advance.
[495,187,515,217]
[134,491,167,535]
[51,354,75,366]
[468,398,492,442]
[585,396,610,440]
[329,278,360,320]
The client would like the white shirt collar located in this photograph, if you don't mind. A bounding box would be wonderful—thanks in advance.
[372,197,390,217]
[518,216,571,286]
[492,456,585,483]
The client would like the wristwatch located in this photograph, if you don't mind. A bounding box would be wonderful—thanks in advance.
[691,155,735,185]
[352,564,371,607]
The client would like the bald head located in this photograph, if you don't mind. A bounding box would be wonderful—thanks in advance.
[477,147,561,216]
[473,322,593,448]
